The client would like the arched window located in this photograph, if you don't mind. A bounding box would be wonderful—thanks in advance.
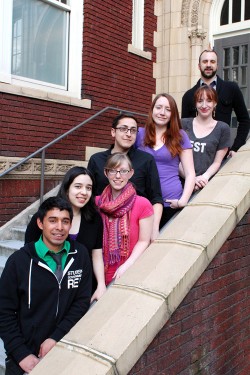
[211,0,250,37]
[220,0,250,26]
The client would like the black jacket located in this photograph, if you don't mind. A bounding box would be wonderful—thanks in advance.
[87,145,163,205]
[181,75,250,151]
[25,211,102,294]
[0,241,91,365]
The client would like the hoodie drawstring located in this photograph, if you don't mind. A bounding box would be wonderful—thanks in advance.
[28,259,33,309]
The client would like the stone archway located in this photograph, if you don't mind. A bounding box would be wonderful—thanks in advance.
[154,0,214,107]
[181,0,213,85]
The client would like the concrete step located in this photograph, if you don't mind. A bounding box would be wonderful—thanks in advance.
[10,226,26,242]
[0,184,61,374]
[0,339,5,375]
[0,243,25,373]
[0,240,24,258]
[0,256,7,277]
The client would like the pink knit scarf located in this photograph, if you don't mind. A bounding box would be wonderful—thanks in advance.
[97,182,136,269]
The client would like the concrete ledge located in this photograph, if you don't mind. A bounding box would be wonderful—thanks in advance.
[127,44,152,60]
[85,146,107,161]
[0,148,105,177]
[32,343,114,374]
[28,140,250,375]
[0,82,92,109]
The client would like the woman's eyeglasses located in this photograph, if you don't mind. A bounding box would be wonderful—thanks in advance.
[106,169,130,176]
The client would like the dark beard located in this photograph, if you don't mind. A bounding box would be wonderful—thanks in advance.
[201,69,217,80]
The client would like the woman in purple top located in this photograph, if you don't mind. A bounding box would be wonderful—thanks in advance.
[136,93,195,228]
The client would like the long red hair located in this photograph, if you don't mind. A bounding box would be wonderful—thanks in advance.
[144,93,183,157]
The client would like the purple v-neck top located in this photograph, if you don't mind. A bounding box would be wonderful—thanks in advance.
[136,127,192,207]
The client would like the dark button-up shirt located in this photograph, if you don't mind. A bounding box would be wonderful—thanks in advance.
[87,145,163,206]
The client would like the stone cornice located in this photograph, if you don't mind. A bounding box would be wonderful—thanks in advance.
[0,156,87,180]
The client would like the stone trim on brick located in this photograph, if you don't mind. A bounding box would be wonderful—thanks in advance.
[0,157,87,180]
[0,83,91,109]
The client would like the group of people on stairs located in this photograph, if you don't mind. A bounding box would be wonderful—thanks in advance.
[0,49,249,374]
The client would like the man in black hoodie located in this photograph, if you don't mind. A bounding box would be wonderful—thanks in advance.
[0,197,92,375]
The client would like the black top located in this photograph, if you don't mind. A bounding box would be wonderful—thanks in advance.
[181,75,250,151]
[0,241,91,364]
[25,210,103,255]
[87,145,163,205]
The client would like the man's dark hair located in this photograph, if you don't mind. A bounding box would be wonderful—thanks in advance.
[112,113,138,128]
[199,49,218,63]
[37,197,73,222]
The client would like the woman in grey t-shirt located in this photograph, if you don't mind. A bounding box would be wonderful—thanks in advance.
[181,85,231,191]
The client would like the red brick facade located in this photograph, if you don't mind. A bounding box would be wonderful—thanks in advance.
[129,210,250,375]
[1,0,156,159]
[0,1,156,225]
[0,179,60,227]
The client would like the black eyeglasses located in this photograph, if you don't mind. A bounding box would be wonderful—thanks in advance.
[115,126,138,135]
[106,169,130,176]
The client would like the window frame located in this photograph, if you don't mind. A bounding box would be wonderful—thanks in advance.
[0,0,88,105]
[132,0,144,50]
[128,0,152,60]
[210,0,250,40]
[215,35,250,111]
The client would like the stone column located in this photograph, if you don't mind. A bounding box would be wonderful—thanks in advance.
[188,29,206,85]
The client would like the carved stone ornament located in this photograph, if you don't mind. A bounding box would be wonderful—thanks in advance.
[181,0,190,26]
[191,0,200,27]
[181,0,203,28]
[0,157,86,180]
[188,29,206,45]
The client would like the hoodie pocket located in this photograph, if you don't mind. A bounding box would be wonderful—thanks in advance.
[22,323,54,356]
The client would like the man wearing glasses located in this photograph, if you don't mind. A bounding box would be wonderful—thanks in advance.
[181,49,250,157]
[88,113,163,239]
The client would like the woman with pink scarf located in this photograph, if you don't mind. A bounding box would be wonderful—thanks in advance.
[95,153,154,286]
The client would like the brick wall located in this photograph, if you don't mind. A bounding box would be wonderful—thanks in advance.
[0,179,60,227]
[1,0,156,159]
[129,210,250,375]
[0,1,156,225]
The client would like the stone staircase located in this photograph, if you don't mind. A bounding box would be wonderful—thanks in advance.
[0,185,60,374]
[0,232,26,276]
[0,340,4,375]
[0,147,102,373]
[0,234,26,374]
[0,223,29,374]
